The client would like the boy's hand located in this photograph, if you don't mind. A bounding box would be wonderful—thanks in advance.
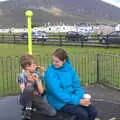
[27,75,34,82]
[80,98,91,106]
[32,74,39,81]
[26,82,32,87]
[28,74,38,81]
[33,90,39,95]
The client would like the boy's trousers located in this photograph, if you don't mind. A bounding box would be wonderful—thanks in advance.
[19,85,56,116]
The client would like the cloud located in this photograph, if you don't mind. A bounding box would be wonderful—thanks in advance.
[101,0,120,8]
[0,0,8,2]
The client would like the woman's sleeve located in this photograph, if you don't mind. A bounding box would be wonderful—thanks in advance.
[45,70,80,105]
[72,69,85,99]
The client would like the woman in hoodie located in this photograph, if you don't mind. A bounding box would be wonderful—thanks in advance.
[44,48,97,120]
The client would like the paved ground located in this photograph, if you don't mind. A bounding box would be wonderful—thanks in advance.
[88,84,120,120]
[0,96,21,120]
[0,84,120,120]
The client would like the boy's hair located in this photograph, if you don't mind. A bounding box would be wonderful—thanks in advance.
[20,54,36,69]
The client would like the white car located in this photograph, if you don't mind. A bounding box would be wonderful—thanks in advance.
[21,31,48,41]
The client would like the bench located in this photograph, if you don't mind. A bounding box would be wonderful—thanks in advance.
[21,107,75,120]
[31,110,76,120]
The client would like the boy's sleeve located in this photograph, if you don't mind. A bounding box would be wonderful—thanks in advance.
[45,69,80,105]
[35,71,45,88]
[39,73,44,81]
[17,73,25,84]
[35,71,43,81]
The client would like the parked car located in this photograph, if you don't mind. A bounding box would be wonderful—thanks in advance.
[20,31,48,41]
[65,31,88,41]
[99,31,120,44]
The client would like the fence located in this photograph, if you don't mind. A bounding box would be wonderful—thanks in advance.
[0,33,120,48]
[0,53,120,96]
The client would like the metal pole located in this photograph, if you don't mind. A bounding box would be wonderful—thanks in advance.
[25,10,33,55]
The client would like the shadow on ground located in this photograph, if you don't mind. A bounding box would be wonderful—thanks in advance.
[0,84,120,120]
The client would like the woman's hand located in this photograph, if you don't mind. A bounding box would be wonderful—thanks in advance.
[36,66,45,73]
[80,98,91,106]
[40,66,45,73]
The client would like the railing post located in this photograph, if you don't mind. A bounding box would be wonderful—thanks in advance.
[105,35,109,48]
[96,54,100,83]
[42,35,45,46]
[2,34,4,43]
[13,34,16,44]
[59,34,62,46]
[80,35,84,47]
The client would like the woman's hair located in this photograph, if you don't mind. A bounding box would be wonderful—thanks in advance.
[20,54,36,69]
[52,48,68,61]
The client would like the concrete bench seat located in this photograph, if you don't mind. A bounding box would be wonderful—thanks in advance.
[31,111,75,120]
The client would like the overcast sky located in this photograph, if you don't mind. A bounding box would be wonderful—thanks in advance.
[101,0,120,8]
[0,0,8,2]
[0,0,120,8]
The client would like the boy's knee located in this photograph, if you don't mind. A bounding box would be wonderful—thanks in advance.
[24,86,34,93]
[47,109,56,116]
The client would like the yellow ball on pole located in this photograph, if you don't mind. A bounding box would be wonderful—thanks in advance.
[25,10,33,17]
[25,10,33,55]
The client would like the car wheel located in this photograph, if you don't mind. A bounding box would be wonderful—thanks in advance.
[101,39,106,44]
[43,39,47,42]
[39,38,46,42]
[68,37,72,41]
[23,35,27,40]
[37,38,41,41]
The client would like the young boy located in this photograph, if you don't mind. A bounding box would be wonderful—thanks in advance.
[17,54,56,119]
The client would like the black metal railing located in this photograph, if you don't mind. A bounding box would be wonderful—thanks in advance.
[0,33,120,48]
[0,53,120,96]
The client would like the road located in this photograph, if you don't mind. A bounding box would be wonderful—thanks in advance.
[1,85,120,120]
[0,96,21,120]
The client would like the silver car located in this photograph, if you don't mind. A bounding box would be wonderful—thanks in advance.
[21,31,48,41]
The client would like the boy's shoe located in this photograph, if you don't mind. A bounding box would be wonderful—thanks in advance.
[22,108,32,120]
[25,109,32,119]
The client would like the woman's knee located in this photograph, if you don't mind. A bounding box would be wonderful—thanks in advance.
[89,108,98,119]
[79,111,89,120]
[73,109,89,120]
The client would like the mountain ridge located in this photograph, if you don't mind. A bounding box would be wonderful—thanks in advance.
[0,0,120,27]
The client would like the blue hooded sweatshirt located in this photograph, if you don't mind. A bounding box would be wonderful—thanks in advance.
[44,57,85,110]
